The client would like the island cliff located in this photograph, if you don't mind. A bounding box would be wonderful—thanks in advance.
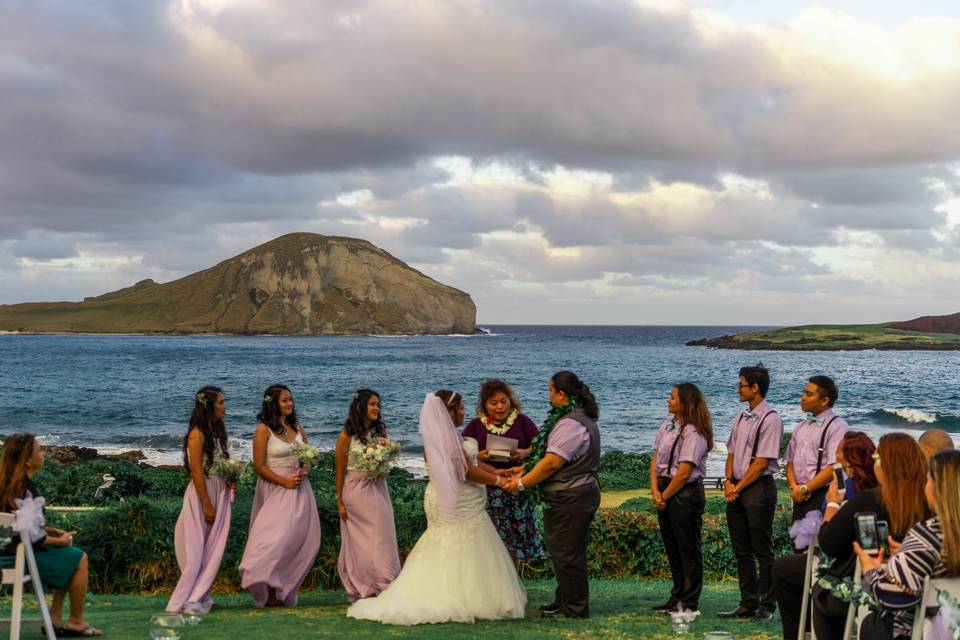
[0,233,477,335]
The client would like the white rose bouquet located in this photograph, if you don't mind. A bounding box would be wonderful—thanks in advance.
[210,458,250,502]
[292,442,319,470]
[349,438,401,478]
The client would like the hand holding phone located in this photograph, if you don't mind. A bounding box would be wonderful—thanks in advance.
[833,463,845,496]
[856,512,879,555]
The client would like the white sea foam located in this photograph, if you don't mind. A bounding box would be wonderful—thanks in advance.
[882,407,938,424]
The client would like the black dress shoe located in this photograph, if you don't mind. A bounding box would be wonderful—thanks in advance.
[717,605,757,619]
[651,600,678,611]
[540,602,560,614]
[753,609,775,621]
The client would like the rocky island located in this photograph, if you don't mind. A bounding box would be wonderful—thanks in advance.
[687,312,960,351]
[0,233,477,335]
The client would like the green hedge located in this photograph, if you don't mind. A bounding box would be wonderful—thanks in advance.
[35,450,792,594]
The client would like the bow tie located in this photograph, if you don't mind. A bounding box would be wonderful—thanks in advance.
[742,410,758,421]
[806,413,825,426]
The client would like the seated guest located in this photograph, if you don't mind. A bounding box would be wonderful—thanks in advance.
[831,430,879,503]
[918,428,954,461]
[856,449,960,640]
[772,433,927,640]
[810,433,927,640]
[0,433,102,637]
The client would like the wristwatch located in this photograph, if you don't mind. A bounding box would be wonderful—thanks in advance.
[800,484,809,496]
[518,477,526,492]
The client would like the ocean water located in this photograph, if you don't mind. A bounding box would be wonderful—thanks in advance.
[1,326,958,474]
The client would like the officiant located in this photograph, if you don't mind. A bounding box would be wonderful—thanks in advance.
[462,379,544,565]
[505,371,601,619]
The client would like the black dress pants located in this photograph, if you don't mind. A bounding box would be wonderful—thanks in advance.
[542,482,601,618]
[725,475,777,612]
[772,552,807,640]
[858,611,894,640]
[656,477,705,610]
[811,582,854,640]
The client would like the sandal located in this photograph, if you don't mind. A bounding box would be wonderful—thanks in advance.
[59,625,103,637]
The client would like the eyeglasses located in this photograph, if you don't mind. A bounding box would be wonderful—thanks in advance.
[872,452,881,466]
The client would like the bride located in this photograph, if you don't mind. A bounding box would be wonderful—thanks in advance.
[347,390,527,625]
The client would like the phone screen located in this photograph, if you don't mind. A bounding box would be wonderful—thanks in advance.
[856,512,879,554]
[877,520,890,555]
[833,463,845,493]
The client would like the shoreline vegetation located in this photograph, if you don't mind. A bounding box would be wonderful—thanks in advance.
[687,322,960,351]
[11,442,795,595]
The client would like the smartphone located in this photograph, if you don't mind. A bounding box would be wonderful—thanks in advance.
[877,520,890,555]
[856,512,879,555]
[833,463,845,495]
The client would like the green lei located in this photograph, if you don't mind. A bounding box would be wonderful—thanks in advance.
[525,396,580,473]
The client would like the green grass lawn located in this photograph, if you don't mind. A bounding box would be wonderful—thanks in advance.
[2,580,781,639]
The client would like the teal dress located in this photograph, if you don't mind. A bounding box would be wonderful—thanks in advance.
[0,479,83,590]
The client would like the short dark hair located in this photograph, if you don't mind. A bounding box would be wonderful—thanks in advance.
[808,375,839,407]
[738,363,769,397]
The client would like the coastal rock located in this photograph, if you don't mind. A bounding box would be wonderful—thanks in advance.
[43,445,102,465]
[890,312,960,335]
[0,233,476,335]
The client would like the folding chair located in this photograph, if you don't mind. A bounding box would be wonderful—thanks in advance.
[0,512,58,640]
[798,535,819,640]
[911,576,960,640]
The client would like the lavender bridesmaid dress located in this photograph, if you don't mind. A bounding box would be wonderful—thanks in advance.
[166,455,232,614]
[238,431,321,607]
[337,435,401,601]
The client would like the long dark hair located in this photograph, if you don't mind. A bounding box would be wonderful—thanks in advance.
[877,433,928,537]
[551,371,599,420]
[840,431,877,492]
[674,382,714,450]
[182,386,229,474]
[344,389,386,443]
[258,384,298,436]
[0,432,36,511]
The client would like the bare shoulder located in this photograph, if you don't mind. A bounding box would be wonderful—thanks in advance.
[187,427,204,445]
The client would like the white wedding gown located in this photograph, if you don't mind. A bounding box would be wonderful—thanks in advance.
[347,437,527,625]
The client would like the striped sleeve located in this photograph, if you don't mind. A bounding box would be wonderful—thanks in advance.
[866,518,943,610]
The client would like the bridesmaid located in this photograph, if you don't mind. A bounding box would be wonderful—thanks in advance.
[462,378,544,565]
[167,386,232,614]
[335,389,401,602]
[238,384,321,607]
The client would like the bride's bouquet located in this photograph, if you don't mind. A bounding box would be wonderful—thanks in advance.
[349,438,401,479]
[292,442,319,470]
[211,458,250,502]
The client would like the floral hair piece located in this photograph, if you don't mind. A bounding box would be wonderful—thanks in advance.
[353,392,359,400]
[196,393,207,406]
[263,394,272,404]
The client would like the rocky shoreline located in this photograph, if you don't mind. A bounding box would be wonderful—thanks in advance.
[37,443,181,471]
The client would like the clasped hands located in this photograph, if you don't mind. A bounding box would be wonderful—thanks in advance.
[723,479,740,503]
[496,466,525,494]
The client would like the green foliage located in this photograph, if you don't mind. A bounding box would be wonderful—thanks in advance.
[39,450,795,594]
[597,450,651,490]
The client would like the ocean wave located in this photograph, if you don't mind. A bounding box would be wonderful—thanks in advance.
[867,408,960,431]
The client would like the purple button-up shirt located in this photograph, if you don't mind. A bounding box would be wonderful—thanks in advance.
[547,417,590,462]
[652,419,708,481]
[726,400,784,479]
[785,408,849,484]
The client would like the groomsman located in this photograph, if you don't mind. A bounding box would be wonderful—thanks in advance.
[719,365,783,621]
[784,375,849,527]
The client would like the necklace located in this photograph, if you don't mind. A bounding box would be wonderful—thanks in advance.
[480,409,519,435]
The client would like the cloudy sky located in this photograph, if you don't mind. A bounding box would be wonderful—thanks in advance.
[2,0,960,325]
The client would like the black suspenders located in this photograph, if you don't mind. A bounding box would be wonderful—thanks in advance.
[666,425,687,475]
[748,411,777,463]
[814,416,839,474]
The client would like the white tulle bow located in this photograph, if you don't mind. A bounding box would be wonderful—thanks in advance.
[13,495,46,543]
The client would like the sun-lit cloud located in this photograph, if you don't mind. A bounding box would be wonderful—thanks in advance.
[1,0,959,324]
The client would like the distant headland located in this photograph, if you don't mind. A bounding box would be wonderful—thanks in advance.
[0,233,477,336]
[687,312,960,351]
